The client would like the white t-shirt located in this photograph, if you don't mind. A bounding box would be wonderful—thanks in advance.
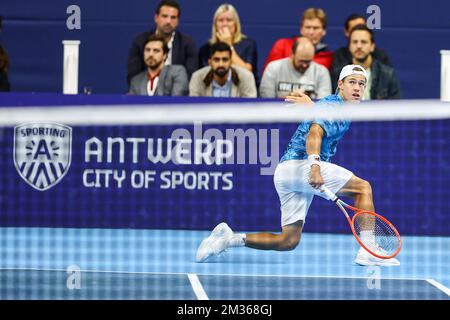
[363,68,372,100]
[147,74,160,96]
[164,32,176,66]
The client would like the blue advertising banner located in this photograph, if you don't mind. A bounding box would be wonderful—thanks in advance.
[1,112,449,236]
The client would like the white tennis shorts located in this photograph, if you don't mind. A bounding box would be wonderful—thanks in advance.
[274,159,353,227]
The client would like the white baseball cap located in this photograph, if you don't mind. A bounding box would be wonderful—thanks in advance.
[338,64,368,82]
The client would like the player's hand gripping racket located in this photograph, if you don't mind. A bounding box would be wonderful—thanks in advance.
[321,186,402,259]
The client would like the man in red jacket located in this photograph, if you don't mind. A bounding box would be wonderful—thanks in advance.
[263,8,333,73]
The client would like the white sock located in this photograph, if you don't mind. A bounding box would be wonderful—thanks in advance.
[228,233,246,247]
[360,230,376,246]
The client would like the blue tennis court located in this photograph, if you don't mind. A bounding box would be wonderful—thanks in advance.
[1,227,448,300]
[1,97,450,301]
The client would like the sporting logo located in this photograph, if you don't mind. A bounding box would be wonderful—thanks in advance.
[14,123,72,191]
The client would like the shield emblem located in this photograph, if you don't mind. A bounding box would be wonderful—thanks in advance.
[14,123,72,191]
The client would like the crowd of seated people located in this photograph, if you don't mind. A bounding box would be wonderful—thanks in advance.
[1,1,401,99]
[126,0,401,100]
[0,16,10,92]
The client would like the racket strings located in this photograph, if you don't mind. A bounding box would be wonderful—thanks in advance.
[354,212,400,257]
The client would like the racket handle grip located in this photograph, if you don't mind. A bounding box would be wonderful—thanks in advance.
[321,186,338,202]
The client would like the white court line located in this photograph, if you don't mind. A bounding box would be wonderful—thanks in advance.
[187,273,209,300]
[0,267,188,275]
[426,279,450,296]
[4,267,449,296]
[0,267,431,282]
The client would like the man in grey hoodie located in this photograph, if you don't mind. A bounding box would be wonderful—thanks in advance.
[260,37,331,100]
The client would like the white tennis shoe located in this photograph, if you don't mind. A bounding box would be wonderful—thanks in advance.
[354,247,400,266]
[196,222,234,262]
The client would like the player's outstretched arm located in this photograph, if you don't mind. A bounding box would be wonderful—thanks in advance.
[306,124,325,189]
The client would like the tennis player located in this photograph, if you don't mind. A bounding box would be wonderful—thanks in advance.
[196,64,400,266]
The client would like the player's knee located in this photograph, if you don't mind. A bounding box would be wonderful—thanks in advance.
[279,234,301,251]
[359,179,373,197]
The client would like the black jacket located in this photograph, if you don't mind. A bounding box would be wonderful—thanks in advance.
[368,59,401,100]
[332,58,401,99]
[332,46,391,92]
[0,44,10,92]
[127,29,198,84]
[0,71,9,91]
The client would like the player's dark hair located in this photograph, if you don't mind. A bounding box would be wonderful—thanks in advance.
[210,42,232,57]
[155,0,181,17]
[348,23,375,43]
[344,13,366,31]
[144,34,169,55]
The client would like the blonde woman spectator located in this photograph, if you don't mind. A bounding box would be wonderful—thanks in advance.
[198,4,258,83]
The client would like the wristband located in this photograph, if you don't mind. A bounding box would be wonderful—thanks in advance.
[308,154,321,167]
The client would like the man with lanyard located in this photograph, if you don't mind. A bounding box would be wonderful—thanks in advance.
[128,34,188,96]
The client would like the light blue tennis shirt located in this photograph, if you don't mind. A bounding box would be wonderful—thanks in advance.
[280,94,351,163]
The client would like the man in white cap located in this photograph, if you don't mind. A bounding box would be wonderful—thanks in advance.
[196,64,401,267]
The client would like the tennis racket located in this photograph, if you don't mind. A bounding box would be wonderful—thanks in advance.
[321,186,402,259]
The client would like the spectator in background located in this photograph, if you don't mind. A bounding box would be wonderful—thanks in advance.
[0,16,10,92]
[332,13,391,91]
[189,42,257,97]
[334,24,400,100]
[260,37,331,99]
[127,0,198,84]
[0,45,9,92]
[198,4,258,84]
[263,8,333,73]
[129,35,188,96]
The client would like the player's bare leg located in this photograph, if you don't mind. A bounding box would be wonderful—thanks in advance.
[337,175,374,211]
[336,175,375,231]
[337,175,400,266]
[337,175,376,239]
[244,220,303,251]
[196,220,303,262]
